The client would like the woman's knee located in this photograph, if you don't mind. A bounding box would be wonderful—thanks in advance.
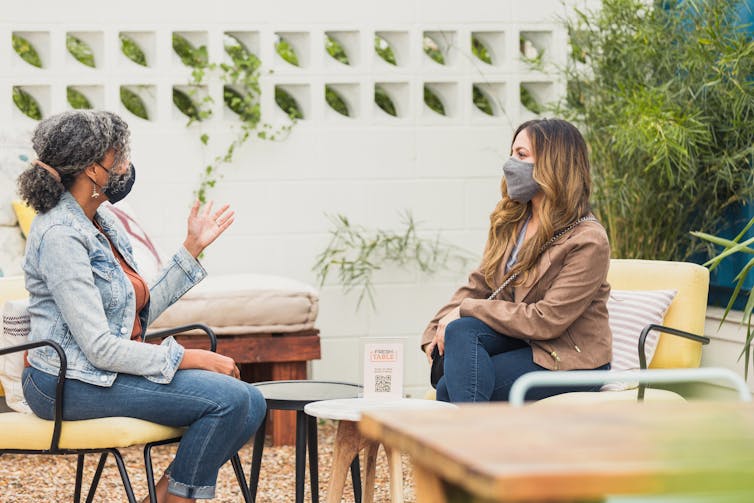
[246,385,267,429]
[445,317,486,348]
[213,379,254,421]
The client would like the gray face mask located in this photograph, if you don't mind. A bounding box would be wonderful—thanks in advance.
[503,157,540,203]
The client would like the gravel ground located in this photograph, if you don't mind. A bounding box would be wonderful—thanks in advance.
[0,420,416,503]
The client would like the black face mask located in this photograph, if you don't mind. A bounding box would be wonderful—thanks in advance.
[103,163,136,204]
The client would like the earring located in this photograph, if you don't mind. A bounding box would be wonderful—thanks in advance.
[91,180,100,199]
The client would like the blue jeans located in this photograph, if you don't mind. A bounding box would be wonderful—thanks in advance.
[436,317,609,403]
[22,366,266,499]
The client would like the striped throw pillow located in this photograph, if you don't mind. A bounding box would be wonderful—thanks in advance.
[0,298,32,413]
[602,289,676,391]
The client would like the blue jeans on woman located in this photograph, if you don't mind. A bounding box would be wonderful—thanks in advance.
[22,366,266,499]
[436,317,609,403]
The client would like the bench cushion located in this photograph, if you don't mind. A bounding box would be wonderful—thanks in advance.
[151,273,319,335]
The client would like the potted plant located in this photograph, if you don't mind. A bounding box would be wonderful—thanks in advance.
[553,0,754,263]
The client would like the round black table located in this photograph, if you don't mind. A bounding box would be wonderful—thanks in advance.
[249,380,363,503]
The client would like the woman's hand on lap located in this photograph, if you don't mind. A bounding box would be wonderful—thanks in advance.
[180,349,240,379]
[435,307,460,356]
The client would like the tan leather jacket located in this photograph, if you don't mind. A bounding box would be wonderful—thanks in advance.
[421,219,612,370]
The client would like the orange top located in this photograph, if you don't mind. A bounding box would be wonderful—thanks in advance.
[96,223,150,341]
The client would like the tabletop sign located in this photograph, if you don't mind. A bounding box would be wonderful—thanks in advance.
[363,340,404,399]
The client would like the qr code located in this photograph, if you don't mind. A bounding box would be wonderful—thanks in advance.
[374,374,392,393]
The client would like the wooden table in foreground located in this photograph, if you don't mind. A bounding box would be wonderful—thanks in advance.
[359,401,754,503]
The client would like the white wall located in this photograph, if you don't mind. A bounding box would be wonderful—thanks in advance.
[1,0,588,397]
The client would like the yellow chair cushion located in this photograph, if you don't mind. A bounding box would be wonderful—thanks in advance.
[11,200,36,239]
[0,413,184,450]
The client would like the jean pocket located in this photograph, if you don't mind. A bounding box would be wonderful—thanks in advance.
[22,370,57,420]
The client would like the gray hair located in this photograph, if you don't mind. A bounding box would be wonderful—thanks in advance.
[17,110,131,213]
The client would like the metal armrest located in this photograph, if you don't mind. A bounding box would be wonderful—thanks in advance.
[509,368,751,406]
[143,323,217,353]
[0,340,67,451]
[638,324,710,399]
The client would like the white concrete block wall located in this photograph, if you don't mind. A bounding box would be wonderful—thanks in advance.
[1,0,586,397]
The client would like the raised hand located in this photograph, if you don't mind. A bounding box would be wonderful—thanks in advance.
[183,200,235,258]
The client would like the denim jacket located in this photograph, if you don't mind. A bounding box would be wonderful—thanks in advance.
[23,191,207,387]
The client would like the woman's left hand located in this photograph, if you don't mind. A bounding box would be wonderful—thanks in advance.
[434,306,461,355]
[183,200,235,258]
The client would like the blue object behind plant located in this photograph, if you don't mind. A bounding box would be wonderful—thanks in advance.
[706,203,754,309]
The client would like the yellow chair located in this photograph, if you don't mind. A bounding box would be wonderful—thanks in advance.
[0,276,251,502]
[538,258,711,403]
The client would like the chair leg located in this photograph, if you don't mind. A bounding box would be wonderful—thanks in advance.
[85,452,109,503]
[351,454,362,503]
[249,414,267,503]
[295,410,307,503]
[307,414,319,503]
[74,454,85,503]
[144,442,159,503]
[110,448,138,503]
[231,453,252,503]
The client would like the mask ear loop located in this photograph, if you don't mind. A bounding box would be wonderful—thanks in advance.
[33,159,62,183]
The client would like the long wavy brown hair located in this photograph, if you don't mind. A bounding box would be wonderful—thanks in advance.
[481,118,592,288]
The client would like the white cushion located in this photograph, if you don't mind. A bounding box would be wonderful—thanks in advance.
[0,298,33,413]
[151,273,319,335]
[602,289,676,391]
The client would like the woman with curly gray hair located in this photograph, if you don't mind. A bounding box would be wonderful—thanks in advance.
[17,110,266,503]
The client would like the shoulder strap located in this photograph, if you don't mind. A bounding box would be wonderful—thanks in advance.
[487,215,597,300]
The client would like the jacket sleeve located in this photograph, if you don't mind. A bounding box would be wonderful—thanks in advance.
[145,246,207,325]
[458,227,610,341]
[37,225,185,383]
[420,264,491,348]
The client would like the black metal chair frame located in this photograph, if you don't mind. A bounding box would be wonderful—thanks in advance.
[0,323,252,503]
[636,323,711,400]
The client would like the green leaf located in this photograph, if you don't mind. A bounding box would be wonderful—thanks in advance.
[120,87,149,120]
[325,34,350,65]
[173,87,202,121]
[375,86,397,117]
[473,85,494,115]
[374,35,397,65]
[325,86,349,117]
[12,87,42,120]
[275,37,299,67]
[274,87,304,119]
[200,133,209,145]
[520,85,541,114]
[471,36,493,64]
[423,86,446,116]
[172,33,207,68]
[120,34,147,66]
[12,34,42,68]
[223,33,260,71]
[66,87,92,109]
[66,34,95,68]
[312,212,472,311]
[423,35,445,65]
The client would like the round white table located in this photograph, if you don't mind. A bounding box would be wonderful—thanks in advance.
[305,398,456,503]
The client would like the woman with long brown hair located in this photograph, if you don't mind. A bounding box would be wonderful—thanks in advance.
[422,118,612,402]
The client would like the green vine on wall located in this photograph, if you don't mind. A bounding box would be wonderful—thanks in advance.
[172,33,296,202]
[313,213,473,310]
